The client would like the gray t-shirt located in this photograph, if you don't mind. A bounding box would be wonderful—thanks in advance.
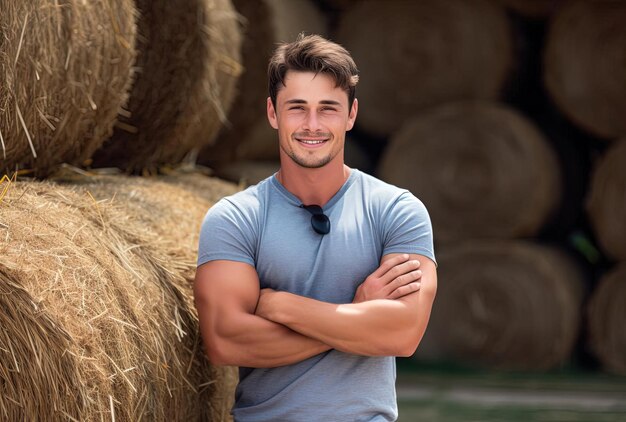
[198,169,435,422]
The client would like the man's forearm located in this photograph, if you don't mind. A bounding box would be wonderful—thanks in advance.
[257,290,434,357]
[200,308,331,368]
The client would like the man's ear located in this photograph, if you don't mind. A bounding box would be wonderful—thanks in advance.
[267,97,278,129]
[346,98,358,131]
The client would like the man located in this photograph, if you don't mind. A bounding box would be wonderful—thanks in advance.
[194,34,437,421]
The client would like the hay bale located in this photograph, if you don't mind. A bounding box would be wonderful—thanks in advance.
[588,263,626,375]
[91,0,243,172]
[0,178,237,420]
[587,141,626,261]
[544,0,626,139]
[335,0,512,138]
[378,101,560,241]
[415,241,584,370]
[198,0,328,165]
[0,0,137,177]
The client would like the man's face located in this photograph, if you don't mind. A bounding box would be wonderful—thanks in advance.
[267,71,357,169]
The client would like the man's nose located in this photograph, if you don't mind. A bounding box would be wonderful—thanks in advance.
[303,110,322,131]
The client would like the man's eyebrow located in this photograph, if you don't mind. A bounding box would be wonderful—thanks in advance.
[284,99,343,106]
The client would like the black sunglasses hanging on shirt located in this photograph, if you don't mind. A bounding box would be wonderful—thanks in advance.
[300,204,331,235]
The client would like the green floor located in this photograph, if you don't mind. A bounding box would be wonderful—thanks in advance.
[396,359,626,422]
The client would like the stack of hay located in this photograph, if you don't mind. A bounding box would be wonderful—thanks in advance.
[541,1,626,375]
[0,174,240,420]
[1,0,248,418]
[377,101,583,370]
[587,141,626,375]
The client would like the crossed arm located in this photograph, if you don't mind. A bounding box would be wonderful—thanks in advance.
[193,253,437,368]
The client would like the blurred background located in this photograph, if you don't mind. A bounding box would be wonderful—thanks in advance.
[2,0,626,420]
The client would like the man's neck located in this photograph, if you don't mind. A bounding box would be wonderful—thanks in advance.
[277,158,351,207]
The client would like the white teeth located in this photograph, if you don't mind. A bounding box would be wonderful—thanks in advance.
[299,140,325,144]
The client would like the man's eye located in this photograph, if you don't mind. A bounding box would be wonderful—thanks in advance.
[321,107,336,112]
[289,106,305,111]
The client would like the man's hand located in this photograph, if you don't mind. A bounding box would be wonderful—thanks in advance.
[353,254,422,303]
[256,288,278,320]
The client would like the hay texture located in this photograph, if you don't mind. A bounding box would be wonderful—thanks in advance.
[0,176,238,420]
[0,0,137,177]
[544,0,626,139]
[588,263,626,375]
[199,0,328,165]
[415,241,584,370]
[378,101,560,241]
[91,0,243,172]
[335,0,512,138]
[587,141,626,261]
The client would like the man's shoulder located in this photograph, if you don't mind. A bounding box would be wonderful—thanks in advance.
[352,169,413,203]
[211,175,274,214]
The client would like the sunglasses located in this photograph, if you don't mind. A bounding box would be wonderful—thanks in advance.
[300,204,331,235]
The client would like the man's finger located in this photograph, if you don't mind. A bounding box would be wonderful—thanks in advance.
[381,259,421,284]
[389,281,421,299]
[373,254,410,278]
[383,269,422,295]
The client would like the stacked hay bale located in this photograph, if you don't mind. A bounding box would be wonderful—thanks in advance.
[334,0,513,138]
[544,0,626,140]
[540,1,626,374]
[0,175,239,420]
[586,141,626,374]
[198,0,327,185]
[377,101,583,370]
[0,0,137,177]
[420,242,583,370]
[378,102,560,241]
[91,0,243,173]
[588,264,626,375]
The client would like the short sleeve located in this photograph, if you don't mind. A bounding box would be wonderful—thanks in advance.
[197,198,257,267]
[381,192,436,265]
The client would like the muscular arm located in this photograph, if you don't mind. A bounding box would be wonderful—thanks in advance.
[194,254,423,367]
[256,253,437,357]
[194,260,330,368]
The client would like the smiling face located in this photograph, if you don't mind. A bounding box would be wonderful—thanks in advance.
[267,71,358,169]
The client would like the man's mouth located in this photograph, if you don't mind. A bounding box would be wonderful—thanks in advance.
[297,139,327,145]
[294,133,331,146]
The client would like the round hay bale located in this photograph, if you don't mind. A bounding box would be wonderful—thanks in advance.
[544,0,626,139]
[91,0,243,172]
[378,101,560,241]
[198,0,327,165]
[415,241,584,370]
[588,263,626,375]
[587,141,626,261]
[0,0,137,177]
[335,0,512,138]
[0,179,236,420]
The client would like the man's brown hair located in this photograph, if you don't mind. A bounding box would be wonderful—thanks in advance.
[268,33,359,108]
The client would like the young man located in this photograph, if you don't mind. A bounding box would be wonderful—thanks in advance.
[194,34,437,421]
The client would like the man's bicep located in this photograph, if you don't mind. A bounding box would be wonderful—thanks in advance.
[194,260,260,315]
